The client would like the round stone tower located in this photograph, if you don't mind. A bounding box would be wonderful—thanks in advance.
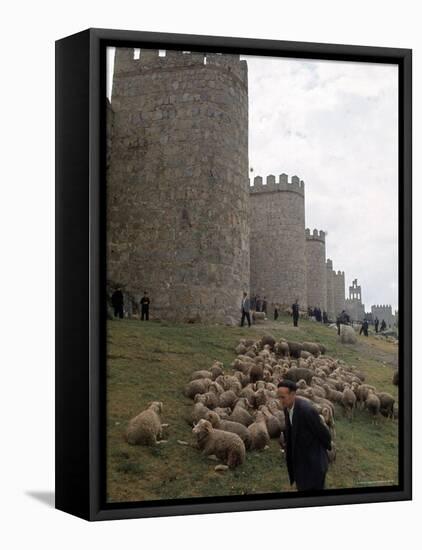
[249,173,307,309]
[333,270,346,316]
[305,228,327,311]
[107,48,250,322]
[326,259,335,320]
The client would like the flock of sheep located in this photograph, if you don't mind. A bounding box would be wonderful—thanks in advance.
[124,334,398,472]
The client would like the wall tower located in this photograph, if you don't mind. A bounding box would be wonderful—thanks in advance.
[305,228,327,311]
[107,48,250,322]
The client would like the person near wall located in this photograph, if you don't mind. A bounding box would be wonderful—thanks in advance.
[111,287,124,319]
[140,291,150,321]
[240,291,251,327]
[277,380,332,491]
[292,299,300,327]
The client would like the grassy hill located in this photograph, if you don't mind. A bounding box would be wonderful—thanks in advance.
[106,315,399,503]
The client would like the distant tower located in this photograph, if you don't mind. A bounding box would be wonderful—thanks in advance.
[333,271,346,317]
[305,229,327,311]
[326,259,335,320]
[249,174,307,308]
[107,48,250,322]
[345,278,365,321]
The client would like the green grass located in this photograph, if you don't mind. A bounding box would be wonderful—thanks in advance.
[106,315,399,502]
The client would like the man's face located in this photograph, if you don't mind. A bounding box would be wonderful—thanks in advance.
[277,387,295,409]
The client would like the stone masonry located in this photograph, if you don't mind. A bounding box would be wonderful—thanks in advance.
[107,48,249,322]
[249,174,307,308]
[305,229,327,311]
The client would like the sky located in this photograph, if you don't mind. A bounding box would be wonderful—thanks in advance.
[242,54,398,312]
[106,49,399,311]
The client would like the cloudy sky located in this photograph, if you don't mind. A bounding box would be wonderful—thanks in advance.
[242,54,398,311]
[107,49,398,311]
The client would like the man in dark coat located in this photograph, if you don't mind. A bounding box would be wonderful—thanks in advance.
[292,299,300,327]
[111,287,124,319]
[240,291,251,327]
[374,317,379,333]
[277,380,332,491]
[140,291,150,321]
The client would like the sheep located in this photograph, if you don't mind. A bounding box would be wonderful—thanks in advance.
[190,370,213,381]
[248,411,270,450]
[205,411,252,450]
[215,375,242,395]
[286,341,303,359]
[355,384,377,408]
[259,405,282,438]
[218,389,238,409]
[365,391,381,423]
[274,341,289,357]
[126,401,165,446]
[342,387,356,419]
[229,400,254,427]
[233,370,250,387]
[260,334,276,350]
[302,342,321,357]
[194,391,219,409]
[284,366,315,385]
[184,378,212,399]
[191,402,211,425]
[192,419,246,468]
[377,392,395,418]
[249,363,264,383]
[392,370,399,386]
[323,384,343,404]
[210,362,224,379]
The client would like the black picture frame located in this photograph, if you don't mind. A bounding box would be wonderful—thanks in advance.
[55,27,412,521]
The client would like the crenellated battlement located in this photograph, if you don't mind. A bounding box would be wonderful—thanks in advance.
[249,173,305,197]
[326,258,333,269]
[113,47,248,86]
[305,227,325,243]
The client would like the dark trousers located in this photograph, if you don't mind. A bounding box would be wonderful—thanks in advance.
[296,472,326,492]
[241,309,251,327]
[141,306,149,320]
[113,305,123,319]
[293,314,298,327]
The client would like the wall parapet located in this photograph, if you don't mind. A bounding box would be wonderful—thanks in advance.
[113,47,247,86]
[249,173,305,197]
[305,228,325,243]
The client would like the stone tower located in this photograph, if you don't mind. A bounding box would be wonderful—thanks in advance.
[326,259,335,320]
[305,228,327,311]
[249,174,307,309]
[333,270,346,317]
[107,48,250,322]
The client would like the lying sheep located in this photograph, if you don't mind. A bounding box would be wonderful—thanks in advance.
[190,370,213,381]
[194,391,219,410]
[184,378,212,399]
[259,405,282,438]
[205,411,252,450]
[191,402,210,425]
[229,400,254,427]
[248,410,270,450]
[219,389,238,409]
[126,401,165,446]
[192,419,246,468]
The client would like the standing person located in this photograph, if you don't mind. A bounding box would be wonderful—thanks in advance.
[277,380,332,491]
[380,319,386,332]
[256,295,262,313]
[274,304,279,321]
[292,299,300,327]
[374,317,379,333]
[140,291,150,321]
[262,296,268,315]
[111,287,124,319]
[336,313,341,336]
[250,294,256,312]
[322,310,328,324]
[240,291,251,327]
